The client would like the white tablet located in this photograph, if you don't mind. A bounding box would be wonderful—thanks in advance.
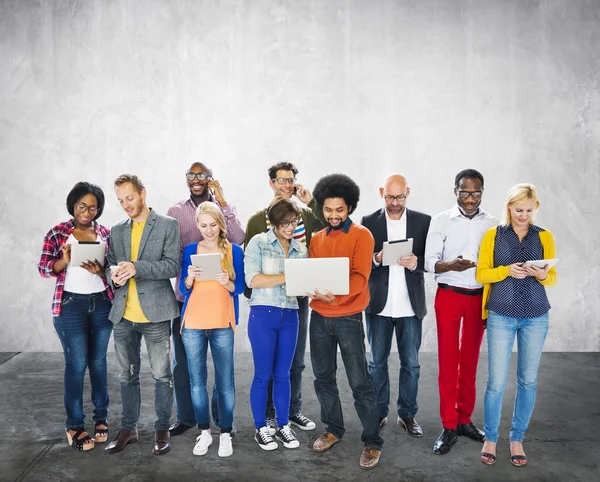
[284,258,349,297]
[70,241,106,266]
[190,253,222,281]
[382,238,414,266]
[522,258,559,269]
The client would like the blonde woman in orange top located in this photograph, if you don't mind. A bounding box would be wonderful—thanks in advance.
[179,202,245,458]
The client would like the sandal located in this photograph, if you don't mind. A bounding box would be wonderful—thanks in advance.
[480,452,496,465]
[95,421,109,443]
[510,454,527,467]
[66,428,95,451]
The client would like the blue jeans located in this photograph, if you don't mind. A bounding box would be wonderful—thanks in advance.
[172,305,217,427]
[310,311,384,449]
[182,326,235,432]
[266,296,308,418]
[53,291,113,430]
[113,318,173,431]
[248,306,299,429]
[366,313,422,419]
[484,311,549,443]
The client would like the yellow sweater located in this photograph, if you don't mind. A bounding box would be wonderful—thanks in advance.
[476,226,557,319]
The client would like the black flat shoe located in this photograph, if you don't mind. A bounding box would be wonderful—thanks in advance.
[433,428,458,455]
[457,423,485,442]
[168,421,194,436]
[397,417,424,437]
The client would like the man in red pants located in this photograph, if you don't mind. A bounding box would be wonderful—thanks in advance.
[424,169,498,455]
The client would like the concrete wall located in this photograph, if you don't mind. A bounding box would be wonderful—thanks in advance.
[1,0,598,352]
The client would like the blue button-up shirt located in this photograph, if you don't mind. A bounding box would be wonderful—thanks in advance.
[487,224,551,318]
[244,228,308,309]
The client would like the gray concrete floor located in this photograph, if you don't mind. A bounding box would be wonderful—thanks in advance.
[1,351,598,482]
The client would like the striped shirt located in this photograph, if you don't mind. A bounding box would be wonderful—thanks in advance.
[37,220,114,316]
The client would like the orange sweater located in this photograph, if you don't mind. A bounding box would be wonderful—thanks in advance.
[308,222,375,317]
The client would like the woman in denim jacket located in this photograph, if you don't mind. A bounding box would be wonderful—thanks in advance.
[244,197,308,451]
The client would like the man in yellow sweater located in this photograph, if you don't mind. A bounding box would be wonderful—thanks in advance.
[307,173,384,470]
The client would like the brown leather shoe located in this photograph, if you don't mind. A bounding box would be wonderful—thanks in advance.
[152,429,171,455]
[104,429,138,454]
[312,432,341,453]
[398,417,424,437]
[359,446,381,470]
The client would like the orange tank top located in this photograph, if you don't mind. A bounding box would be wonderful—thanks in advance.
[182,244,235,331]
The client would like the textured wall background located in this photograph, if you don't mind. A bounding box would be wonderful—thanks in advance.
[1,0,598,352]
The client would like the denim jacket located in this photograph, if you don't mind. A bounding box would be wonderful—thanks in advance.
[244,228,308,309]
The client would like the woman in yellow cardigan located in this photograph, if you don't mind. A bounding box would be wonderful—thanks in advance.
[475,183,556,468]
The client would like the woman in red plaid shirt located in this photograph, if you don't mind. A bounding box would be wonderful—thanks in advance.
[37,182,114,452]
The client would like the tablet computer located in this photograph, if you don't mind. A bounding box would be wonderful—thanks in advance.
[284,258,349,297]
[522,258,559,269]
[190,253,222,281]
[70,241,106,266]
[382,238,413,266]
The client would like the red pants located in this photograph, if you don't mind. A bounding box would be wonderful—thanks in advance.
[434,286,485,429]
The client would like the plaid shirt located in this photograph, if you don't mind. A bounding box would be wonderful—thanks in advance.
[37,220,114,316]
[167,194,245,301]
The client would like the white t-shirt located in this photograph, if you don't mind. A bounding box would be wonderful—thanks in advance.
[63,234,106,294]
[379,211,415,318]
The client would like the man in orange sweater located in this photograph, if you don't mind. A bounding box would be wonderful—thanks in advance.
[308,173,384,470]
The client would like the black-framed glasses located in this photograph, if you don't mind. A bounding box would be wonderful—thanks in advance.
[75,203,98,215]
[384,194,408,203]
[272,177,296,185]
[280,218,300,228]
[457,190,483,200]
[186,172,212,181]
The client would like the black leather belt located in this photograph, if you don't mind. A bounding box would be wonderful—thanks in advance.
[438,283,483,296]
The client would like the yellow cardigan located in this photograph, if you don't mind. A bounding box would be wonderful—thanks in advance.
[476,226,557,319]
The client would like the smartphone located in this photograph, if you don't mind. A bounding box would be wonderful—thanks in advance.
[293,185,298,195]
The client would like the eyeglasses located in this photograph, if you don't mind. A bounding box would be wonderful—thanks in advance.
[272,178,296,185]
[186,172,212,181]
[280,219,300,228]
[75,203,98,215]
[384,194,408,203]
[457,190,483,200]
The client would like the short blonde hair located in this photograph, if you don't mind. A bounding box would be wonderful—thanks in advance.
[195,202,235,280]
[502,183,540,226]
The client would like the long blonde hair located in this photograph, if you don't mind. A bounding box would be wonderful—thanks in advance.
[195,202,235,280]
[501,183,540,226]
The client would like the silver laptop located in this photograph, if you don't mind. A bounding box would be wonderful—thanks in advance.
[284,257,350,297]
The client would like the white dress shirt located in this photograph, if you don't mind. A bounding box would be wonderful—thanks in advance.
[376,211,415,318]
[424,205,498,289]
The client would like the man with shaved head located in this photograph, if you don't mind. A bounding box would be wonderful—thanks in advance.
[167,162,245,436]
[361,174,431,438]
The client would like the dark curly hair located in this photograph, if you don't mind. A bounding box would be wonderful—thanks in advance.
[312,173,360,215]
[66,182,105,220]
[268,161,298,180]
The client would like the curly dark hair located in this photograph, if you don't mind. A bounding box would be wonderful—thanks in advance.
[455,169,484,189]
[312,173,360,215]
[66,182,105,220]
[268,161,298,180]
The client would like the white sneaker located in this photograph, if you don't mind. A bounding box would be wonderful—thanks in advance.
[275,424,300,449]
[193,429,213,456]
[218,432,233,457]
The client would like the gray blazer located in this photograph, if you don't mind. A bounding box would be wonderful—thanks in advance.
[107,209,181,324]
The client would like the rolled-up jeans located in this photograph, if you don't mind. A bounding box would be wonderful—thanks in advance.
[113,318,173,431]
[483,311,549,443]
